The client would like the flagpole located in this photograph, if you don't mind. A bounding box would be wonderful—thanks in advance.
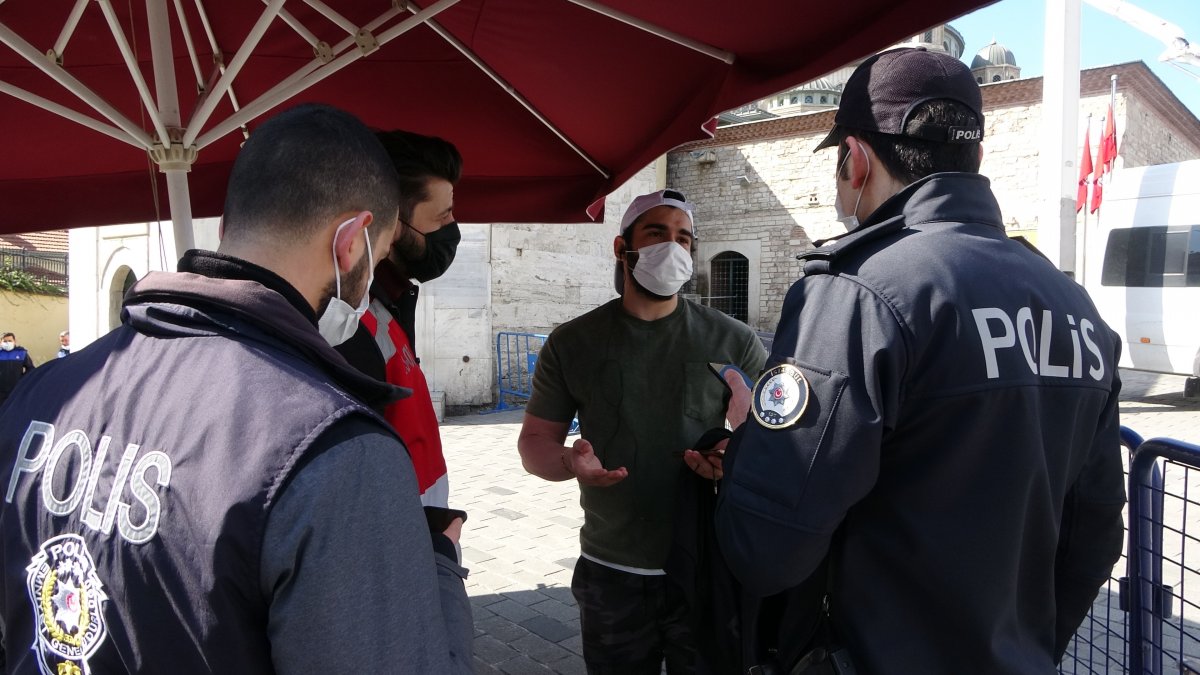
[1080,113,1092,283]
[1109,74,1118,172]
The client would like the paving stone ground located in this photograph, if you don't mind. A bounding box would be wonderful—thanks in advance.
[443,369,1200,674]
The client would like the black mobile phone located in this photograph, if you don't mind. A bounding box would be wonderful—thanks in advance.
[424,506,468,533]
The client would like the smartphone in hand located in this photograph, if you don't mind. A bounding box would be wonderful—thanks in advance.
[424,506,468,533]
[708,362,754,390]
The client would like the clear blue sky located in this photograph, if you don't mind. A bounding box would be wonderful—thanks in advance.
[951,0,1199,117]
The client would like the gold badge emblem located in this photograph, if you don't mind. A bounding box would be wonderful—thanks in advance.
[752,364,810,429]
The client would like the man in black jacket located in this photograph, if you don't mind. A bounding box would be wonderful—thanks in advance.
[0,104,473,674]
[714,48,1125,674]
[0,331,35,407]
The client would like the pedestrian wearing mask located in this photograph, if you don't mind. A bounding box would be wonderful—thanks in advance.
[518,189,767,674]
[335,130,462,508]
[0,331,35,407]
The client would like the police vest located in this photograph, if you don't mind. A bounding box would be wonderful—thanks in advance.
[0,316,380,675]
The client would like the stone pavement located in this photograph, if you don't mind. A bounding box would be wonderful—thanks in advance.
[442,370,1200,674]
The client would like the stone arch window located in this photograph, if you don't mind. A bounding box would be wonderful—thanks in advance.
[791,96,799,104]
[923,30,933,43]
[710,251,749,323]
[804,95,813,104]
[820,95,828,104]
[977,77,983,84]
[109,266,137,330]
[992,74,1001,82]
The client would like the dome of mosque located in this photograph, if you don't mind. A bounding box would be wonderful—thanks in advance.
[971,40,1018,69]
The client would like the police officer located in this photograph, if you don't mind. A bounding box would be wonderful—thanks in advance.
[0,105,473,674]
[0,331,35,406]
[713,48,1126,674]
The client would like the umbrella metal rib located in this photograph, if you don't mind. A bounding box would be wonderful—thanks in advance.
[564,0,734,64]
[0,22,155,150]
[413,10,611,179]
[0,80,132,145]
[193,0,457,150]
[97,0,172,146]
[50,0,89,63]
[182,0,286,147]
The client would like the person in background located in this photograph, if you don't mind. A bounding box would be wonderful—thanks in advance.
[56,330,69,358]
[0,331,34,407]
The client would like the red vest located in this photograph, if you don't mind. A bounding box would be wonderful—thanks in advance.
[362,301,448,506]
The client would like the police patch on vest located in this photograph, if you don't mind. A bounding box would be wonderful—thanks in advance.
[25,534,109,675]
[752,364,810,429]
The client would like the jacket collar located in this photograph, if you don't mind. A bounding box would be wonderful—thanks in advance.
[123,251,408,408]
[805,172,1003,262]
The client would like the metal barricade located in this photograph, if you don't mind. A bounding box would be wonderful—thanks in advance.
[1060,426,1144,675]
[484,332,546,413]
[1127,436,1200,675]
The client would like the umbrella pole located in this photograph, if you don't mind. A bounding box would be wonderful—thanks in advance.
[165,169,195,260]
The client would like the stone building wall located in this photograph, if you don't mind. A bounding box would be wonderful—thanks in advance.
[668,61,1200,332]
[490,162,660,336]
[1120,94,1200,168]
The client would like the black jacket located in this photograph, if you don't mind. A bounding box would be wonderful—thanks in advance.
[716,173,1126,674]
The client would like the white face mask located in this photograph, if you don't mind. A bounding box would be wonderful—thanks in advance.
[0,341,12,351]
[318,218,374,347]
[834,145,870,232]
[630,241,693,296]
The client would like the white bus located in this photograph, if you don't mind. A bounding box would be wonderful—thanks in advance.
[1082,159,1200,396]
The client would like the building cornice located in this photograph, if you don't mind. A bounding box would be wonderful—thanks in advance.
[679,61,1200,151]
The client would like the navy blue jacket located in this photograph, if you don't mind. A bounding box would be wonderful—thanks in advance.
[0,346,34,405]
[0,251,473,674]
[716,173,1126,674]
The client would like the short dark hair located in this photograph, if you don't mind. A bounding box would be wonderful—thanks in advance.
[222,104,399,241]
[836,99,982,185]
[1,333,13,340]
[376,130,462,224]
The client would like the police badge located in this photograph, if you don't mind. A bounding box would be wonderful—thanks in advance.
[752,364,810,429]
[25,534,109,675]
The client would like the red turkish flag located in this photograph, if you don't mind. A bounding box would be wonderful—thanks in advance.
[1091,105,1117,213]
[1077,126,1093,213]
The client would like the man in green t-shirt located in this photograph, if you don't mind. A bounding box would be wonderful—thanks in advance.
[518,189,767,674]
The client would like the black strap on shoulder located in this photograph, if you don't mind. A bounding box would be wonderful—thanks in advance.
[798,218,907,276]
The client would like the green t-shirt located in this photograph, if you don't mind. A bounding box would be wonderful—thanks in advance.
[526,298,767,569]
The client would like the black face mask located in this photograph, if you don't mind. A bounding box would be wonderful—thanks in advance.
[405,222,461,282]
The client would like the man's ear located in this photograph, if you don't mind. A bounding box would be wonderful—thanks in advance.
[844,136,871,190]
[613,235,627,261]
[332,211,373,273]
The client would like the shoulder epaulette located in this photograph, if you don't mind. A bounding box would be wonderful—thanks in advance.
[796,217,907,276]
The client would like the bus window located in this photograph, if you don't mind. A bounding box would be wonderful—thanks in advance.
[1101,225,1200,288]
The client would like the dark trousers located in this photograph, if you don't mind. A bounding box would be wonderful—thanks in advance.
[571,556,698,675]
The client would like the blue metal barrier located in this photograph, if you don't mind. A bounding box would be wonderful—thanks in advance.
[1060,426,1144,674]
[484,332,546,413]
[1127,436,1200,675]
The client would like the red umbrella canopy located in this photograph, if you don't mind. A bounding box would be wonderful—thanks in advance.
[0,0,997,235]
